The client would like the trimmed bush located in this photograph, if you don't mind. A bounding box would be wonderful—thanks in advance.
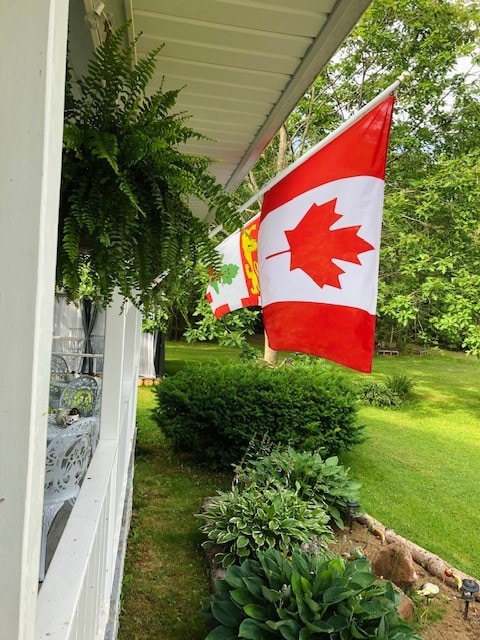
[154,362,363,468]
[205,548,422,640]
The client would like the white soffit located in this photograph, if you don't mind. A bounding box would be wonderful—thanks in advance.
[84,0,373,217]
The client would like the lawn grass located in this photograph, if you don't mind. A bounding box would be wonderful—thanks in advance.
[341,351,480,577]
[163,341,242,375]
[119,342,480,638]
[118,385,230,640]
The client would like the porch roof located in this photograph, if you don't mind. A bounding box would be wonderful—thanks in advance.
[72,0,372,218]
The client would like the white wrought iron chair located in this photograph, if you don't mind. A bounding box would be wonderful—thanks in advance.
[39,418,97,581]
[58,375,99,417]
[49,355,70,409]
[50,354,69,378]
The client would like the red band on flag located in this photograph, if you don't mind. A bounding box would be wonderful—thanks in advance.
[264,302,376,373]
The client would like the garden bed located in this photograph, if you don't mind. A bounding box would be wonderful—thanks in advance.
[330,520,480,640]
[205,517,480,639]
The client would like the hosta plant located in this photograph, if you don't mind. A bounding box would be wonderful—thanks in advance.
[356,380,401,407]
[198,485,333,568]
[235,446,362,528]
[205,548,422,640]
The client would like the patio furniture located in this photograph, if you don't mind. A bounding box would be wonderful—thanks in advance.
[40,418,97,581]
[47,414,101,451]
[50,354,69,379]
[52,335,86,371]
[58,375,99,417]
[49,355,70,409]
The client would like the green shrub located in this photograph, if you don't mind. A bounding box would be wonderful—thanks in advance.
[385,373,416,399]
[198,485,333,567]
[205,548,422,640]
[236,446,361,529]
[154,362,363,468]
[357,380,401,407]
[357,373,416,407]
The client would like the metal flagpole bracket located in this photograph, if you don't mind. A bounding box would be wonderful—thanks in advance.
[396,71,411,83]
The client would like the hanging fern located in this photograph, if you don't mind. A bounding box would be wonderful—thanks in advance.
[58,23,240,310]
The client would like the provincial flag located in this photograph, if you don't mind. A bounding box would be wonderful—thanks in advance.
[258,96,395,373]
[206,214,260,318]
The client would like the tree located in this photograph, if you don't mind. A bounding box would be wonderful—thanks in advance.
[379,149,480,354]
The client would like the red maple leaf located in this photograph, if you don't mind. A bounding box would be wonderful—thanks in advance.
[284,199,374,289]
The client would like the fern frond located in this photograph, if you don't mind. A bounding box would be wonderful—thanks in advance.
[89,131,120,172]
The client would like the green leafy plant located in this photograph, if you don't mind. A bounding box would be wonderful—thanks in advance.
[385,373,416,400]
[238,342,263,362]
[236,447,361,529]
[357,373,417,407]
[59,24,239,309]
[357,380,401,407]
[205,548,422,640]
[184,297,261,348]
[198,485,333,568]
[154,362,363,469]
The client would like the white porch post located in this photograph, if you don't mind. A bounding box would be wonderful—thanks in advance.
[0,2,68,639]
[101,293,142,440]
[101,292,128,439]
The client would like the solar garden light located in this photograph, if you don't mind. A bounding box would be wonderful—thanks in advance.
[346,500,360,532]
[461,578,479,619]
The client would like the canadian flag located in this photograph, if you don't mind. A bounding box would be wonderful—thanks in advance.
[258,96,395,372]
[206,214,261,318]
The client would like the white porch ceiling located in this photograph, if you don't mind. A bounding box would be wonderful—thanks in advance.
[75,0,372,218]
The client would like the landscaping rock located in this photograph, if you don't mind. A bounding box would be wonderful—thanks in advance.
[397,592,415,621]
[371,542,418,589]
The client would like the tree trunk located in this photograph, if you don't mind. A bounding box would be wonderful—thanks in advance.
[263,330,278,366]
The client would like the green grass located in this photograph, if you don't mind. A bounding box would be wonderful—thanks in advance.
[341,351,480,577]
[118,385,230,640]
[119,341,480,638]
[164,342,242,376]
